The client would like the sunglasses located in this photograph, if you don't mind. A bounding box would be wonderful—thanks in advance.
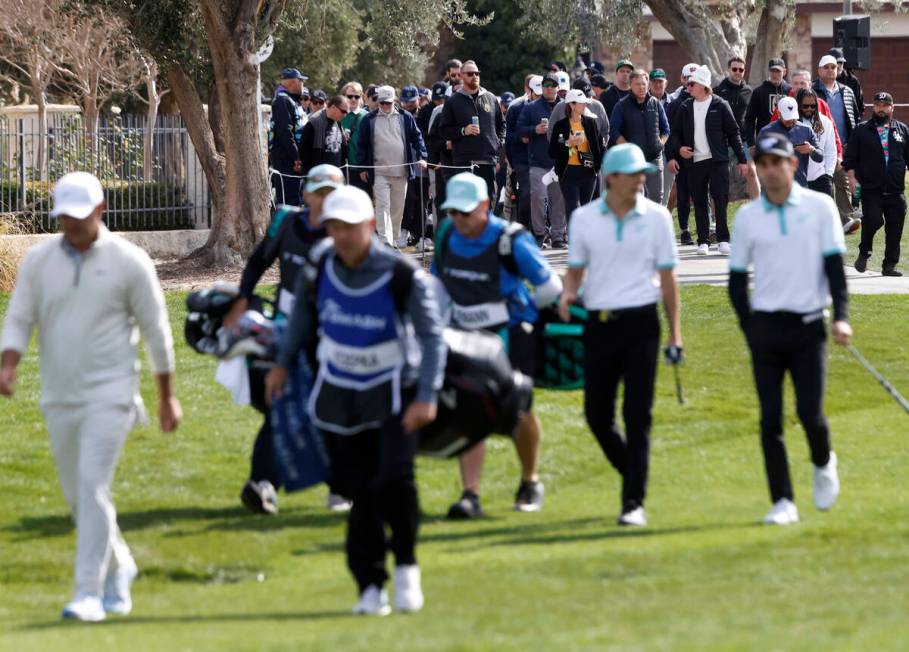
[337,107,349,115]
[800,103,817,110]
[686,81,698,87]
[462,71,480,77]
[312,99,325,105]
[379,101,393,106]
[730,67,745,73]
[447,209,471,218]
[346,94,361,100]
[542,82,559,88]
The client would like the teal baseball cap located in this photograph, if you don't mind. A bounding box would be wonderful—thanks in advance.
[440,172,488,212]
[305,164,344,192]
[602,143,657,175]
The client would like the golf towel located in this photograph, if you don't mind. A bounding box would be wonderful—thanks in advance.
[270,354,331,492]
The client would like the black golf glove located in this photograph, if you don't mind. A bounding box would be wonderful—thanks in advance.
[663,345,684,365]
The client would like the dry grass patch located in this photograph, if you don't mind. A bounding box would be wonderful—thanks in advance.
[0,215,34,292]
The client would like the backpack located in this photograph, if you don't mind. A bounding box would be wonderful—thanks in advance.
[433,217,523,277]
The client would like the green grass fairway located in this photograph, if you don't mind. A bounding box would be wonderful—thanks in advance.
[2,287,909,651]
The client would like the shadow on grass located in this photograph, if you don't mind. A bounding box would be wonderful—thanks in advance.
[20,609,352,631]
[5,505,348,541]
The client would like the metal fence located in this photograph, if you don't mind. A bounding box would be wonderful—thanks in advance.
[0,113,211,232]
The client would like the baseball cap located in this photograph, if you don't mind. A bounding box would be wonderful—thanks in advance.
[590,73,609,89]
[602,144,657,175]
[649,68,666,81]
[319,186,374,225]
[589,61,605,74]
[689,65,712,90]
[556,71,571,91]
[542,72,560,86]
[682,63,700,78]
[441,172,488,213]
[312,89,327,102]
[419,87,431,98]
[281,67,308,81]
[529,75,543,95]
[874,91,894,105]
[401,85,420,103]
[768,58,786,71]
[754,131,795,160]
[828,47,846,63]
[305,164,345,193]
[431,81,449,100]
[301,88,311,99]
[616,59,634,71]
[366,84,379,100]
[377,85,396,103]
[572,78,593,97]
[500,91,516,107]
[51,172,105,219]
[777,96,799,121]
[564,89,589,104]
[818,54,838,68]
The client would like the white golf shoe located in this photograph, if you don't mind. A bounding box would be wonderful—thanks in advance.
[718,241,731,255]
[813,451,840,511]
[62,594,106,622]
[697,244,709,256]
[326,492,352,512]
[102,559,138,615]
[617,507,647,527]
[352,585,391,616]
[763,498,799,525]
[393,564,424,613]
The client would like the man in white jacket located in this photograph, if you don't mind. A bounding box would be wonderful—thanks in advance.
[0,172,181,622]
[799,89,838,198]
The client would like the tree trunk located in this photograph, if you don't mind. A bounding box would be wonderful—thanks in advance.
[645,0,750,82]
[144,76,160,182]
[30,70,46,183]
[194,0,271,264]
[749,0,796,87]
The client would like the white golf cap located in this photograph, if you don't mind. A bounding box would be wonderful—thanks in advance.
[50,171,104,219]
[557,71,571,91]
[529,75,543,95]
[377,85,396,103]
[319,185,374,225]
[778,96,799,120]
[818,54,838,68]
[564,89,589,104]
[689,65,712,90]
[682,63,700,78]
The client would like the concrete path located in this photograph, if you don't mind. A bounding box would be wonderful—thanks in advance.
[539,245,909,295]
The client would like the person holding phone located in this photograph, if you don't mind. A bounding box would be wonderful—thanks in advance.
[550,89,607,218]
[758,96,823,188]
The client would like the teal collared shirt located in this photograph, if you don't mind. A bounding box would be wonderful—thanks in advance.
[597,193,654,245]
[758,183,803,237]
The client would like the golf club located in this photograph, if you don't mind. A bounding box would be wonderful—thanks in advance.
[847,344,909,414]
[673,364,686,405]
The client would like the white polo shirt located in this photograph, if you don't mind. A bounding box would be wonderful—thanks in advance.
[729,184,845,314]
[567,193,678,310]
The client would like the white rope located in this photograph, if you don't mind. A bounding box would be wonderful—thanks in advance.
[268,162,478,180]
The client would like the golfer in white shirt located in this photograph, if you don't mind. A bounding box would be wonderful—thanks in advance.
[1,172,182,621]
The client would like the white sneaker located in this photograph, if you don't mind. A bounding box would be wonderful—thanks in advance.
[397,230,411,248]
[326,492,352,512]
[763,498,799,525]
[62,594,106,622]
[393,564,424,613]
[813,451,840,511]
[352,585,391,616]
[697,244,709,256]
[102,559,137,615]
[415,237,434,252]
[718,241,731,255]
[617,506,647,526]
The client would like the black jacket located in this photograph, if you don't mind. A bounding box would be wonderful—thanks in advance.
[714,78,753,140]
[548,114,607,177]
[439,87,505,166]
[269,89,305,170]
[842,118,909,195]
[812,79,861,142]
[612,94,665,161]
[668,95,746,165]
[838,69,864,120]
[744,79,792,146]
[600,85,631,120]
[299,110,344,175]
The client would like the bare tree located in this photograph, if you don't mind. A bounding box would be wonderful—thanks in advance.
[52,6,142,135]
[135,52,169,182]
[0,0,60,180]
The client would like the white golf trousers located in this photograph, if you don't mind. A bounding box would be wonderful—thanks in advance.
[373,174,408,246]
[43,402,138,597]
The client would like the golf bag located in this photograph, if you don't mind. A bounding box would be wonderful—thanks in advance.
[418,328,534,458]
[534,305,588,390]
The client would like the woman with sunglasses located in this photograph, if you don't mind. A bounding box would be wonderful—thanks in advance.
[798,88,837,198]
[549,89,606,218]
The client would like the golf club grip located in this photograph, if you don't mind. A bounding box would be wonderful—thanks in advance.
[848,345,909,414]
